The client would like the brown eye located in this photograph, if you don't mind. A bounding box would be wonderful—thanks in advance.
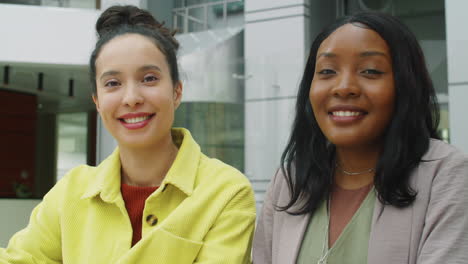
[361,69,384,75]
[317,69,336,75]
[143,75,158,83]
[105,80,120,87]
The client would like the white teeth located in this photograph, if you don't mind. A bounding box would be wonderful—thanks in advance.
[123,116,151,124]
[332,111,362,117]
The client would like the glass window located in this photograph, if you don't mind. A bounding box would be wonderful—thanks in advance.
[174,102,244,171]
[0,0,97,9]
[56,112,88,181]
[172,0,244,33]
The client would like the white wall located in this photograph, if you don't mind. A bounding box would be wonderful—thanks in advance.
[0,4,99,65]
[445,0,468,153]
[0,199,41,247]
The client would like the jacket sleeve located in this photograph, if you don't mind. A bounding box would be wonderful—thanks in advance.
[194,183,256,264]
[252,169,281,264]
[0,179,64,264]
[417,153,468,263]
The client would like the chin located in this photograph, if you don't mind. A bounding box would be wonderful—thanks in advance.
[117,134,154,147]
[329,136,383,151]
[118,140,149,149]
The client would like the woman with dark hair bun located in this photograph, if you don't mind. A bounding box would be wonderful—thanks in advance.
[0,5,255,264]
[253,12,468,264]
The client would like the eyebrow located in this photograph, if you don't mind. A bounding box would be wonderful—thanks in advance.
[360,51,388,58]
[99,70,121,81]
[317,52,336,58]
[99,65,162,81]
[317,51,388,59]
[140,64,162,72]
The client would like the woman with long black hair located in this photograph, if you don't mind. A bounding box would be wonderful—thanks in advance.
[253,12,468,264]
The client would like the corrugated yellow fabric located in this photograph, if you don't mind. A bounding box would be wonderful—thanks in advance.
[0,128,256,264]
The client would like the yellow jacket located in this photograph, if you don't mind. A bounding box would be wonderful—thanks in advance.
[0,128,256,264]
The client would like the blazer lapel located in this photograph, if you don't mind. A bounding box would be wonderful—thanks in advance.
[276,208,311,264]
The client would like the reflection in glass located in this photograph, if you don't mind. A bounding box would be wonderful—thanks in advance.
[56,112,88,181]
[174,102,244,171]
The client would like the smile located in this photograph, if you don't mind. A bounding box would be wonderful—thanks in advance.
[122,115,153,124]
[331,111,365,117]
[118,113,155,130]
[327,106,367,124]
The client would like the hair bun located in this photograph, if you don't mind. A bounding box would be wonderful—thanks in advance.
[96,5,179,49]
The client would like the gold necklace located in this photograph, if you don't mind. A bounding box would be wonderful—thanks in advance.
[335,163,375,176]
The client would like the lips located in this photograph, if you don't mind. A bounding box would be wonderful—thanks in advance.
[331,110,363,117]
[327,105,367,123]
[118,112,155,130]
[121,115,152,124]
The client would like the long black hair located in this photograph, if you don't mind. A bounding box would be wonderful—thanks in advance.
[280,12,440,215]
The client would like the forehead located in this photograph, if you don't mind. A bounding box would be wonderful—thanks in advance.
[96,33,168,72]
[317,23,390,56]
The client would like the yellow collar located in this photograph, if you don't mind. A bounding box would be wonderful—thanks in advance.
[81,128,201,202]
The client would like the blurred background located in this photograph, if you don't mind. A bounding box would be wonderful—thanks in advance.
[1,0,467,246]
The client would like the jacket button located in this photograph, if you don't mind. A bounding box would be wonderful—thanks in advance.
[146,214,158,226]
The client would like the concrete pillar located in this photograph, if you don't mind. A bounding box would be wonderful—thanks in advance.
[445,0,468,153]
[243,0,311,209]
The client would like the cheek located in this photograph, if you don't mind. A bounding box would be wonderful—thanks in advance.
[147,91,176,113]
[96,95,118,115]
[309,84,325,114]
[370,89,396,129]
[378,86,396,113]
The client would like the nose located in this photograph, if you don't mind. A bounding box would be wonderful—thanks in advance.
[122,82,143,107]
[332,71,360,98]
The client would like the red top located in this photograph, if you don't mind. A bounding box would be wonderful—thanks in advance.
[121,183,158,246]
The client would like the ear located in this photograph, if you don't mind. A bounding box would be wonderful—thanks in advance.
[92,95,100,112]
[173,81,183,109]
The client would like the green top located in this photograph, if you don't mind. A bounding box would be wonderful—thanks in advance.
[297,189,376,264]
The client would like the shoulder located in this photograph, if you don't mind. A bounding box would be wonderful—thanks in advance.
[53,148,120,199]
[414,139,468,193]
[52,164,99,197]
[197,154,252,190]
[193,154,255,214]
[423,139,468,161]
[419,139,468,175]
[262,167,293,210]
[271,167,292,195]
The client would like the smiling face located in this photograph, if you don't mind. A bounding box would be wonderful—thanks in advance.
[309,23,395,150]
[93,33,182,149]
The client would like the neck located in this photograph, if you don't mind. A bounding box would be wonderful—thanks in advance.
[334,145,381,189]
[119,132,178,187]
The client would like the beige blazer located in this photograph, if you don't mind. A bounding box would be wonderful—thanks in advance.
[253,139,468,264]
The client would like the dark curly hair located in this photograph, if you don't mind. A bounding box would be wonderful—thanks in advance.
[89,5,180,95]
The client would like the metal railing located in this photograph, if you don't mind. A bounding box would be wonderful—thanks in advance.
[172,0,243,33]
